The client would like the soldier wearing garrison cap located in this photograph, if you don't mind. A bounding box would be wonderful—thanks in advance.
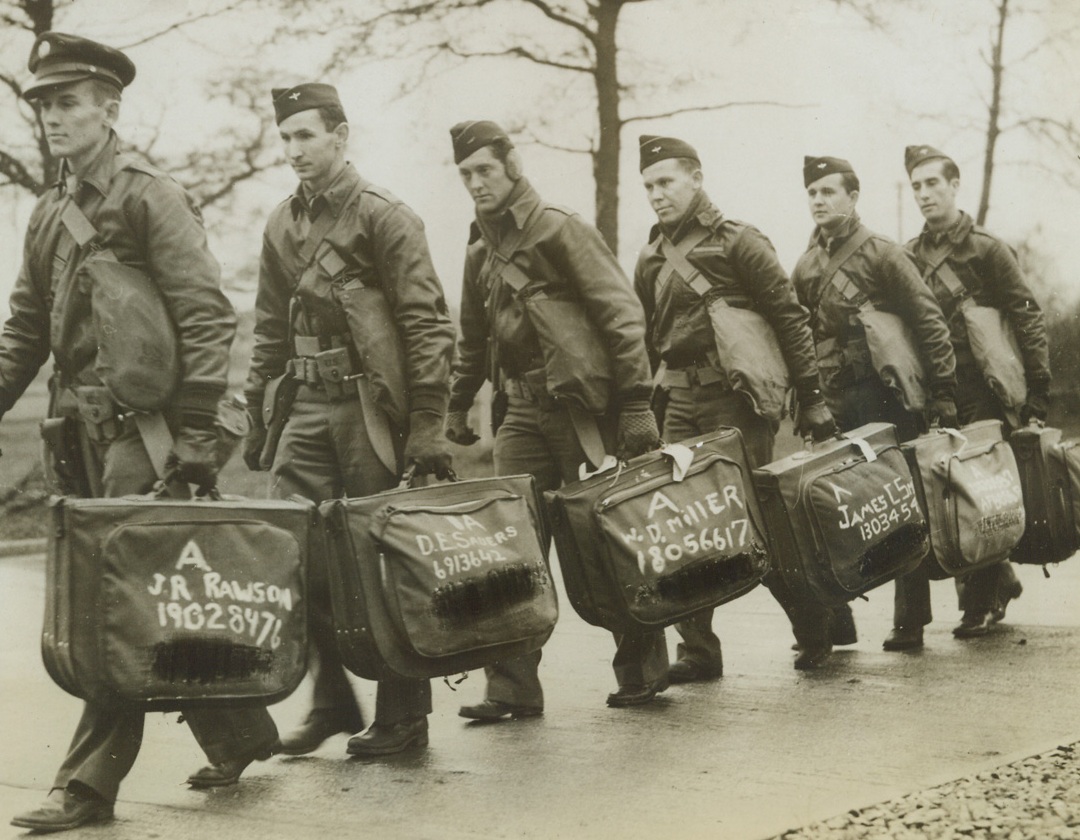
[446,119,669,714]
[892,145,1050,646]
[633,135,844,674]
[791,154,958,657]
[236,81,455,761]
[7,33,273,833]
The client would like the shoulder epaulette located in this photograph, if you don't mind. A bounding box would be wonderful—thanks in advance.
[541,202,576,218]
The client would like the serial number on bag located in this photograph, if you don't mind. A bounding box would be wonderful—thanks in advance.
[431,548,509,580]
[832,475,919,544]
[154,602,284,649]
[632,520,751,575]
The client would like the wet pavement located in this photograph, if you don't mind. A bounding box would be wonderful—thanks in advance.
[1,549,1079,840]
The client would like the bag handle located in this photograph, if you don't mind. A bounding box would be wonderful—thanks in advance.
[396,463,459,490]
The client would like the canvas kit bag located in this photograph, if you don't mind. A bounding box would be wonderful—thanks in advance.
[43,491,316,710]
[658,228,790,422]
[901,420,1025,579]
[321,472,556,681]
[546,428,771,634]
[753,422,929,606]
[1009,424,1080,565]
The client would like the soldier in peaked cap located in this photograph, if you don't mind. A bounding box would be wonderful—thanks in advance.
[445,120,668,713]
[7,33,276,832]
[790,155,958,656]
[231,82,455,760]
[633,136,843,673]
[892,145,1050,645]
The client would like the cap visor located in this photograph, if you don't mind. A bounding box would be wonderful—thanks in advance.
[23,70,94,100]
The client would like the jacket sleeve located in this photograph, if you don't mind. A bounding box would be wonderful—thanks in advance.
[448,244,489,412]
[553,214,652,405]
[245,224,293,411]
[984,238,1050,389]
[0,208,53,416]
[368,200,455,415]
[632,251,661,375]
[133,175,236,416]
[730,226,822,401]
[878,241,957,396]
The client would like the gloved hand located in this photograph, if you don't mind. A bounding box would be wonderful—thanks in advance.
[405,409,454,479]
[796,401,838,442]
[243,416,268,472]
[928,395,959,429]
[444,409,479,446]
[616,401,661,461]
[167,422,220,494]
[1019,384,1050,426]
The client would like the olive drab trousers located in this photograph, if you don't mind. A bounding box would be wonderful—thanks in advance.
[481,390,669,709]
[53,421,278,803]
[661,377,842,665]
[270,387,432,725]
[889,361,1022,628]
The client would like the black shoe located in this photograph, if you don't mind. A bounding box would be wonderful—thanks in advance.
[829,607,858,646]
[346,718,428,756]
[186,741,278,788]
[954,611,990,638]
[10,787,113,832]
[459,699,543,721]
[279,708,364,756]
[882,626,924,651]
[793,642,832,670]
[989,580,1023,624]
[667,660,722,684]
[606,680,668,708]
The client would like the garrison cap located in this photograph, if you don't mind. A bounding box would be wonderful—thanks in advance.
[904,144,951,174]
[24,32,135,101]
[639,135,700,172]
[803,155,855,187]
[450,120,510,164]
[271,83,344,125]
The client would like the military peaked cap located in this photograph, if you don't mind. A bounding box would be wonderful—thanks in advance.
[272,83,344,125]
[450,120,511,164]
[639,135,700,172]
[24,32,135,101]
[904,144,952,174]
[803,155,855,187]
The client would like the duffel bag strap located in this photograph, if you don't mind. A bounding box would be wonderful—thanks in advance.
[658,227,711,295]
[132,411,174,480]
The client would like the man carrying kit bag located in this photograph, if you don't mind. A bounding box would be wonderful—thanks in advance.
[444,120,667,713]
[3,33,276,833]
[891,144,1051,646]
[237,82,456,761]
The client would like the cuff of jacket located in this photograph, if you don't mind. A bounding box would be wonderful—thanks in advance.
[617,384,655,407]
[410,385,449,416]
[794,375,825,407]
[1026,375,1051,399]
[175,383,224,418]
[930,380,958,402]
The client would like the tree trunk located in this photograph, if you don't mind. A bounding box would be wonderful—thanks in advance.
[591,0,621,253]
[977,0,1008,226]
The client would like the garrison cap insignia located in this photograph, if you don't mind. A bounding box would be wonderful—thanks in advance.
[271,82,344,124]
[639,134,700,172]
[802,155,855,187]
[904,143,951,175]
[449,120,511,164]
[24,31,135,101]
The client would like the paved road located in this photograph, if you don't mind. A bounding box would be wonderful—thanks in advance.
[1,549,1079,840]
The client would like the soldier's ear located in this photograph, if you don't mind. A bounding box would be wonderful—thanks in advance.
[505,149,523,180]
[333,122,349,148]
[103,99,120,129]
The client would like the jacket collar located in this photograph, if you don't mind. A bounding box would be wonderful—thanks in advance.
[290,161,359,221]
[56,130,121,198]
[649,190,722,243]
[919,209,973,248]
[473,177,540,246]
[811,212,862,253]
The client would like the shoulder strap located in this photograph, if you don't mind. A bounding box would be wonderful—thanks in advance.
[657,226,712,296]
[823,228,874,306]
[488,202,545,294]
[924,249,970,304]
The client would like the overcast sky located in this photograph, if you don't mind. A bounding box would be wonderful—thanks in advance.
[1,0,1077,315]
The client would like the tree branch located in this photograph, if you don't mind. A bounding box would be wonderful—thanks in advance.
[0,147,41,193]
[519,0,595,43]
[623,99,814,125]
[444,42,591,73]
[118,1,253,48]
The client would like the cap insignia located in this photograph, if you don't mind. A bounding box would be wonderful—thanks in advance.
[289,91,301,100]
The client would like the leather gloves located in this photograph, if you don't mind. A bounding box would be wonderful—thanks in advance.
[796,401,838,442]
[1020,383,1050,426]
[243,414,268,471]
[444,409,480,446]
[167,415,220,494]
[928,395,959,429]
[617,401,661,461]
[405,409,454,479]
